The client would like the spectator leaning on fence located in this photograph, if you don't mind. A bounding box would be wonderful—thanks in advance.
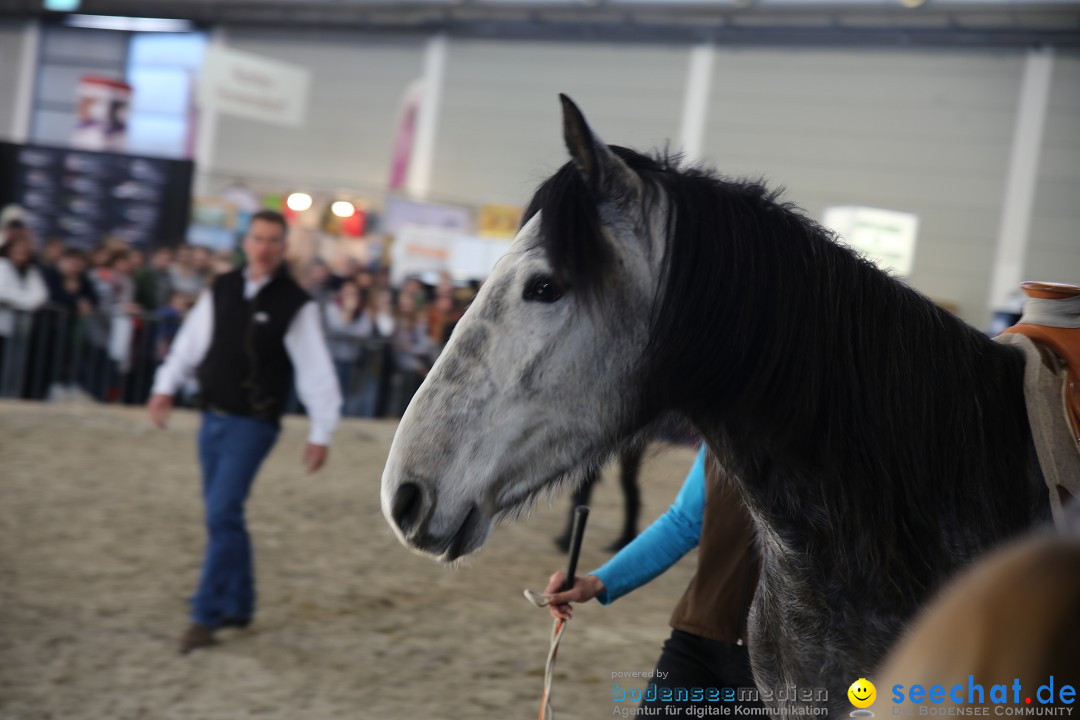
[44,247,98,315]
[0,233,48,373]
[34,247,98,400]
[135,246,174,311]
[324,278,374,416]
[300,260,335,312]
[40,237,64,269]
[91,249,138,317]
[147,209,342,655]
[168,244,206,296]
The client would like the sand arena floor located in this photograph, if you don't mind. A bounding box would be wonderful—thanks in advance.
[0,401,699,720]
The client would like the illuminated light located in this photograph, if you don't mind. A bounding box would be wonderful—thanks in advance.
[44,0,81,11]
[64,14,194,32]
[286,192,313,212]
[331,200,356,218]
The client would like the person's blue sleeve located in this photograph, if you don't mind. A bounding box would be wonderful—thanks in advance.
[589,445,707,605]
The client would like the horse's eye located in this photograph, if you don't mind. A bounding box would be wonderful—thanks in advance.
[523,275,564,303]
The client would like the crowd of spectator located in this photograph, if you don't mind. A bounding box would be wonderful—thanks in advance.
[0,215,478,418]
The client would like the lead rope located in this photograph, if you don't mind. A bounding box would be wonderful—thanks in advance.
[524,506,589,720]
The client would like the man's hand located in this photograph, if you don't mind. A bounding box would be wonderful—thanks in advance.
[542,571,606,621]
[147,393,173,429]
[304,443,329,473]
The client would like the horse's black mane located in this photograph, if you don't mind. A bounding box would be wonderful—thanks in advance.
[523,145,1045,607]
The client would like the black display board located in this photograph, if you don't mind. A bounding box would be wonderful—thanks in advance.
[0,141,194,249]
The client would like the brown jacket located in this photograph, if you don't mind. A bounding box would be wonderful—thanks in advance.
[669,454,760,644]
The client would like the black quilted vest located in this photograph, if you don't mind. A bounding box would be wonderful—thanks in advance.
[196,268,310,425]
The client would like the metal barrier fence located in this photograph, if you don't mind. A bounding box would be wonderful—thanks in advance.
[0,303,425,419]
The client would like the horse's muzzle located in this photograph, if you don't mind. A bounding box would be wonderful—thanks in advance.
[387,480,489,562]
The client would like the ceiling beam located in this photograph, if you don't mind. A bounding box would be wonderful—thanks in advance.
[0,0,1077,47]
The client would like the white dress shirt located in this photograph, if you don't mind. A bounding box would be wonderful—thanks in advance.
[152,272,342,445]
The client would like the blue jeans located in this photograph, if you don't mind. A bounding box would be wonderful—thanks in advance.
[191,412,279,628]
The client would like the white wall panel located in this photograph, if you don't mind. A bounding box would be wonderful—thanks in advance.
[0,21,28,141]
[210,31,426,192]
[1027,53,1080,289]
[700,48,1024,325]
[431,39,689,206]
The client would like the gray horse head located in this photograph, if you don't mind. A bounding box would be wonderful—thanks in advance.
[381,96,665,561]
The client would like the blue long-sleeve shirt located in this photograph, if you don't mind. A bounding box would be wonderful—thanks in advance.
[591,445,707,604]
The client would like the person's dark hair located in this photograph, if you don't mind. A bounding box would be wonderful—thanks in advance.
[60,247,86,261]
[4,219,26,231]
[108,249,131,266]
[250,210,288,235]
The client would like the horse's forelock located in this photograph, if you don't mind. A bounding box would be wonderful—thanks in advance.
[522,145,676,306]
[521,161,610,304]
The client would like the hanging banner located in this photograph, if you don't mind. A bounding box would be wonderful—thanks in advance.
[449,236,512,280]
[384,196,471,236]
[388,79,423,192]
[391,226,455,285]
[391,228,511,285]
[198,45,310,127]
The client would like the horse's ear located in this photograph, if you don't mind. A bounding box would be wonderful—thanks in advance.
[559,94,640,202]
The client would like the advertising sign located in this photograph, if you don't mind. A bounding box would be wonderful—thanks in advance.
[198,45,310,127]
[72,76,132,152]
[822,206,919,277]
[476,204,522,239]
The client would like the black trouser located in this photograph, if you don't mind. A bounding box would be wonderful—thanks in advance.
[641,630,762,711]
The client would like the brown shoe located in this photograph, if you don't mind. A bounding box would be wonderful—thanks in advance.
[179,624,215,654]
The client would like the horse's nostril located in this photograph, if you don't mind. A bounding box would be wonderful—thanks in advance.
[391,482,424,534]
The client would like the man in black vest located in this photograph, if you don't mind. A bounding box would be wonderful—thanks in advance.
[148,210,342,653]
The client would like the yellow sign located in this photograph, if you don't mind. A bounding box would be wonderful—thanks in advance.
[477,204,522,239]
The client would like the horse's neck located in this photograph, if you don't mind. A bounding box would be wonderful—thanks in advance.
[674,217,1036,510]
[692,306,1039,572]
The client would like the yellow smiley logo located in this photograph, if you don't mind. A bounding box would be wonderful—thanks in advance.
[848,678,877,708]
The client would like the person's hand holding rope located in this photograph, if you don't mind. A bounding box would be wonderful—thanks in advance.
[540,572,606,621]
[524,506,590,720]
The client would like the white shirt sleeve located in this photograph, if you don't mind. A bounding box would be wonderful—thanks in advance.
[285,300,343,446]
[151,289,214,396]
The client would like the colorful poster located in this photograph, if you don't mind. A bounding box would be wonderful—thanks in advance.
[187,198,237,250]
[72,76,132,153]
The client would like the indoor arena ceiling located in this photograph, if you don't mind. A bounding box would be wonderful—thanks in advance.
[0,0,1078,46]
